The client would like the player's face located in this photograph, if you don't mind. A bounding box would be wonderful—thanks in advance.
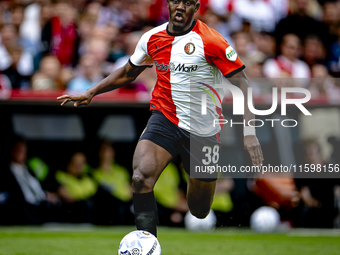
[167,0,199,32]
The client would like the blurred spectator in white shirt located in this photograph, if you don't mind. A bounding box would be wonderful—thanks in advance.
[263,34,311,79]
[0,23,34,86]
[228,0,277,32]
[20,1,53,56]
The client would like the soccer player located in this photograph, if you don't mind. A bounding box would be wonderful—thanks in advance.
[58,0,263,236]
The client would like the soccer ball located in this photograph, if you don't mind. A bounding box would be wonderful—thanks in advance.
[184,210,217,231]
[250,206,280,232]
[118,230,161,255]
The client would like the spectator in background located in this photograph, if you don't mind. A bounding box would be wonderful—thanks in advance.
[245,51,266,78]
[201,9,234,43]
[55,152,97,223]
[66,54,102,93]
[321,1,340,39]
[84,1,102,18]
[308,64,340,102]
[253,31,276,59]
[228,0,277,32]
[263,34,311,79]
[0,23,34,89]
[112,31,153,93]
[77,14,96,57]
[92,140,133,225]
[303,35,326,68]
[232,31,255,64]
[41,0,79,67]
[9,4,24,31]
[290,0,323,20]
[295,139,337,228]
[0,136,60,225]
[1,44,31,89]
[96,0,131,28]
[207,0,243,38]
[275,0,330,49]
[243,51,266,95]
[31,55,63,90]
[87,37,111,76]
[123,0,147,32]
[20,1,53,57]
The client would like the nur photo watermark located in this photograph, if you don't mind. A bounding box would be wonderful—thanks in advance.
[188,77,340,180]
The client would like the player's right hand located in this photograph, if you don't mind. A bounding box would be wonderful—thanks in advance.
[57,92,94,107]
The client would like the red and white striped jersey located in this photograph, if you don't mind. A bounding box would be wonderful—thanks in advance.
[130,19,245,137]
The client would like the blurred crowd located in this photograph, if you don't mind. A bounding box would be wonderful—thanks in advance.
[0,135,340,228]
[1,0,340,228]
[0,0,340,100]
[0,136,198,226]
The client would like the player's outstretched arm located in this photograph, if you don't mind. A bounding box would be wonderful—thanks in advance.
[227,70,264,166]
[57,61,148,107]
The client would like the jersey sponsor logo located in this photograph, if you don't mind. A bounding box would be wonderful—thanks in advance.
[184,42,195,55]
[169,62,198,72]
[155,61,198,73]
[226,46,237,61]
[154,61,169,71]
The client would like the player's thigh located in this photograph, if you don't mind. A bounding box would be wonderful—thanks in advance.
[181,132,220,182]
[132,139,173,192]
[187,175,216,215]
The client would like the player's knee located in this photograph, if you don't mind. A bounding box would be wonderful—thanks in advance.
[132,169,153,193]
[189,209,210,219]
[132,173,146,193]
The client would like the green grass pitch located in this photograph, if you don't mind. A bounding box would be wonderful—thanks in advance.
[0,226,340,255]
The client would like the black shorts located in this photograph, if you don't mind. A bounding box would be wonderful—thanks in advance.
[139,110,220,182]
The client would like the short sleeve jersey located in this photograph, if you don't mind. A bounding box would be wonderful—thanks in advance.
[130,19,245,137]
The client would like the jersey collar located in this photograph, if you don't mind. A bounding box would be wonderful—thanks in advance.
[166,19,197,37]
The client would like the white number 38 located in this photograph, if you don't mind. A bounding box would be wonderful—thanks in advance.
[202,145,219,165]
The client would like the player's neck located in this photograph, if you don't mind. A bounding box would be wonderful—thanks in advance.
[167,19,197,36]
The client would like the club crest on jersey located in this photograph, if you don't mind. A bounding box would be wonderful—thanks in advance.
[184,42,195,55]
[226,46,237,61]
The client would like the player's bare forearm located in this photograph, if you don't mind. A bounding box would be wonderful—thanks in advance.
[89,62,147,96]
[228,70,254,126]
[227,70,264,166]
[57,61,147,107]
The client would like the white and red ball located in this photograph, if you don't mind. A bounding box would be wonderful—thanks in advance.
[118,230,161,255]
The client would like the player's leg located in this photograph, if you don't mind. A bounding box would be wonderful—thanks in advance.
[132,139,173,237]
[132,139,172,193]
[187,176,216,218]
[180,131,220,219]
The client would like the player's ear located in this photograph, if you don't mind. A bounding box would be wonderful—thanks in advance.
[194,1,200,13]
[167,0,170,9]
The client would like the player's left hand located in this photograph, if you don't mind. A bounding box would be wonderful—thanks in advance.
[244,135,263,166]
